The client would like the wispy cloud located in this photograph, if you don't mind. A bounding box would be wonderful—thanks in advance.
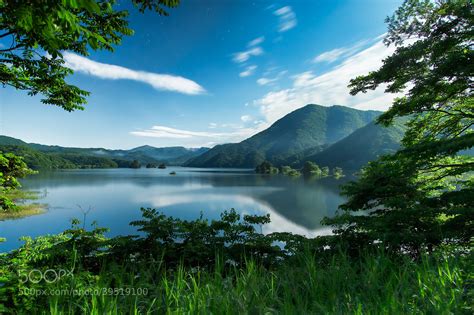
[64,52,205,95]
[273,6,297,32]
[239,65,257,77]
[131,126,221,139]
[257,77,278,86]
[240,115,253,122]
[313,39,371,63]
[248,36,265,47]
[131,124,264,147]
[253,36,401,124]
[232,47,263,63]
[257,70,287,86]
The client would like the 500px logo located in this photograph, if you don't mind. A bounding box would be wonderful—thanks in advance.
[17,268,74,284]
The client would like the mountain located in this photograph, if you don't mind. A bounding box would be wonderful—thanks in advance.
[186,104,381,168]
[0,135,209,169]
[302,118,407,170]
[0,135,28,146]
[129,145,209,164]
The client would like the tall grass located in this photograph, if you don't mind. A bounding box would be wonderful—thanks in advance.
[34,249,471,314]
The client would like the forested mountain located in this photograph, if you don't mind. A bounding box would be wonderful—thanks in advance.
[129,145,209,164]
[0,104,407,171]
[186,105,380,168]
[301,119,407,170]
[0,145,116,170]
[0,136,209,169]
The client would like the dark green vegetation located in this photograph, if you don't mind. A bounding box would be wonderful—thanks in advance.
[0,152,44,219]
[0,152,35,212]
[255,161,279,174]
[0,0,179,111]
[0,136,209,170]
[130,160,141,169]
[325,0,474,254]
[279,165,301,177]
[255,160,342,179]
[305,118,406,170]
[186,105,380,168]
[0,210,471,313]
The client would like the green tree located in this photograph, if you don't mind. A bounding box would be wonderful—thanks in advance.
[280,165,301,177]
[302,161,321,177]
[0,0,179,111]
[255,161,279,174]
[327,0,473,253]
[130,160,141,169]
[0,0,179,210]
[321,166,329,177]
[332,167,344,178]
[0,153,35,211]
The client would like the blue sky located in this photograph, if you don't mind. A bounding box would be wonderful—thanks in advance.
[0,0,403,149]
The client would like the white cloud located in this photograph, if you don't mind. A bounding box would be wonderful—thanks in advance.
[208,123,218,129]
[257,77,278,86]
[239,65,257,77]
[131,126,219,139]
[274,6,297,32]
[232,47,263,63]
[253,36,401,124]
[131,124,267,147]
[313,39,370,63]
[257,70,287,86]
[248,36,265,47]
[313,48,348,63]
[63,52,205,95]
[240,115,253,122]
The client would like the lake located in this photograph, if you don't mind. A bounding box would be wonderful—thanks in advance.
[0,167,347,252]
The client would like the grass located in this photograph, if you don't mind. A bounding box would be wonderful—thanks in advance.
[0,189,46,220]
[10,249,472,314]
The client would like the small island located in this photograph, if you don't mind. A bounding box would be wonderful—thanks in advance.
[255,160,344,179]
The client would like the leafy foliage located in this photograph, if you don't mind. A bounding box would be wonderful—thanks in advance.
[255,161,279,174]
[279,165,301,177]
[302,161,322,177]
[129,159,141,169]
[327,0,474,254]
[332,167,344,178]
[0,152,35,211]
[0,0,179,111]
[0,209,471,313]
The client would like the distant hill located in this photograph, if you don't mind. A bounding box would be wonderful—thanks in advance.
[0,135,209,169]
[0,144,115,170]
[302,119,407,171]
[0,135,28,146]
[129,145,209,164]
[186,105,381,168]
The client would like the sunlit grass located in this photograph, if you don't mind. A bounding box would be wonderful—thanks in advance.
[35,250,472,314]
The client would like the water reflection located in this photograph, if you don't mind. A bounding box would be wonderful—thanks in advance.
[0,168,347,251]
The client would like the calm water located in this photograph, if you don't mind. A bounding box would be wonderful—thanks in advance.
[0,167,347,252]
